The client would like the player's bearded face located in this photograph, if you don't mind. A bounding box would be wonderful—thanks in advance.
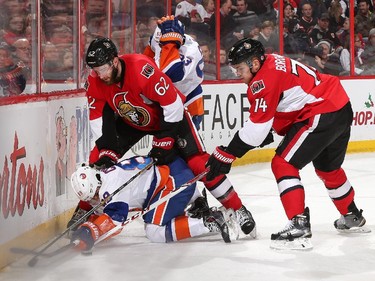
[94,61,121,85]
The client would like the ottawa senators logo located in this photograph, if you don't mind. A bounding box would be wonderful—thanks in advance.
[113,92,150,126]
[250,80,265,95]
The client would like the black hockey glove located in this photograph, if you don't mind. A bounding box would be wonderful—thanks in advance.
[258,130,274,148]
[149,136,177,165]
[205,146,236,181]
[93,149,120,169]
[158,16,185,48]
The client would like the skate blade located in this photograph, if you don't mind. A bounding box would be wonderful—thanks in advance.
[336,226,371,234]
[220,207,240,241]
[270,237,313,251]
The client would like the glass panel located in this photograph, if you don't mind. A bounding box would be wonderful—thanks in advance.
[41,0,77,90]
[81,0,111,81]
[172,0,218,80]
[356,0,375,76]
[0,0,35,96]
[111,0,133,54]
[135,0,168,53]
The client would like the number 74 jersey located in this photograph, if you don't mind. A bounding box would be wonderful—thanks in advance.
[246,54,349,137]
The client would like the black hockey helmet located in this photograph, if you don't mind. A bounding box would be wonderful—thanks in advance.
[85,37,118,68]
[228,38,265,66]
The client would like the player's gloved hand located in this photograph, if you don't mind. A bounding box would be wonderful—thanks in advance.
[71,221,100,252]
[158,15,185,48]
[205,146,236,181]
[258,130,274,148]
[149,136,176,165]
[93,149,120,169]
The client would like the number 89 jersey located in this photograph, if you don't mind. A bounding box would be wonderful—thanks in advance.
[245,54,349,138]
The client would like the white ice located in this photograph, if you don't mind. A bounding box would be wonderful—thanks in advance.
[1,152,375,281]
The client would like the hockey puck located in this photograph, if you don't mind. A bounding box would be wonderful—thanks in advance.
[81,250,92,256]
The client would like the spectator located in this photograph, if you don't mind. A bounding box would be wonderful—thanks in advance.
[308,12,341,48]
[328,0,346,33]
[336,16,349,46]
[0,42,26,96]
[175,0,209,40]
[232,0,261,37]
[175,0,206,23]
[201,0,215,23]
[355,0,375,39]
[60,49,74,82]
[298,3,317,34]
[361,27,375,74]
[12,37,32,81]
[200,41,216,80]
[248,24,261,40]
[246,0,277,23]
[220,46,237,79]
[257,20,279,53]
[298,0,327,19]
[306,39,343,75]
[2,0,28,17]
[209,0,236,46]
[339,33,365,75]
[2,14,27,45]
[136,0,165,23]
[42,41,62,80]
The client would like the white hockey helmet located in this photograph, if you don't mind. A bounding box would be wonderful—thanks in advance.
[71,165,101,201]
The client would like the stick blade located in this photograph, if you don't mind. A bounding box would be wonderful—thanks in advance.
[28,257,38,267]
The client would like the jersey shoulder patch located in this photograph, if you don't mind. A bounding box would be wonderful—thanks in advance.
[141,63,155,79]
[250,80,265,95]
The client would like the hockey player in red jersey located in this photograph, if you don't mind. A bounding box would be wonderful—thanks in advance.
[82,34,256,237]
[205,38,370,250]
[70,156,239,252]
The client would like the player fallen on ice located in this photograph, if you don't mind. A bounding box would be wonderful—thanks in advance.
[205,38,370,250]
[82,26,256,236]
[69,156,239,252]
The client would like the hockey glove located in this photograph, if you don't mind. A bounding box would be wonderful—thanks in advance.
[149,136,176,165]
[71,221,99,251]
[93,149,120,169]
[205,146,236,181]
[158,15,185,48]
[258,130,274,148]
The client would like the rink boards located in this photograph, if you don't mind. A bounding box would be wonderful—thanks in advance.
[0,80,374,269]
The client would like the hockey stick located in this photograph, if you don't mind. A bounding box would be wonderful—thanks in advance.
[93,167,209,246]
[25,160,154,267]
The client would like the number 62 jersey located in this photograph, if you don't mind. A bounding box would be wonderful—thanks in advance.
[86,53,186,134]
[241,54,350,146]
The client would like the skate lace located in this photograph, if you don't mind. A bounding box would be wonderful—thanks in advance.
[276,220,295,235]
[236,207,250,225]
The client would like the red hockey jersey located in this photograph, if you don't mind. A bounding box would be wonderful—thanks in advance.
[86,54,186,133]
[239,54,350,146]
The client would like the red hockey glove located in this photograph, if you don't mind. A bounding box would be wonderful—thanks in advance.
[205,146,236,181]
[149,136,176,165]
[158,15,185,48]
[93,149,120,169]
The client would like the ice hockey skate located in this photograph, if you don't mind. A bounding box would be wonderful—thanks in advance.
[235,205,256,238]
[270,207,313,250]
[334,209,371,233]
[204,207,240,243]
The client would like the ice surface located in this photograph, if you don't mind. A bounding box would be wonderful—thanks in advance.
[1,152,375,281]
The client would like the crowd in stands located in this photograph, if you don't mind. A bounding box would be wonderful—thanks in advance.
[1,0,375,97]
